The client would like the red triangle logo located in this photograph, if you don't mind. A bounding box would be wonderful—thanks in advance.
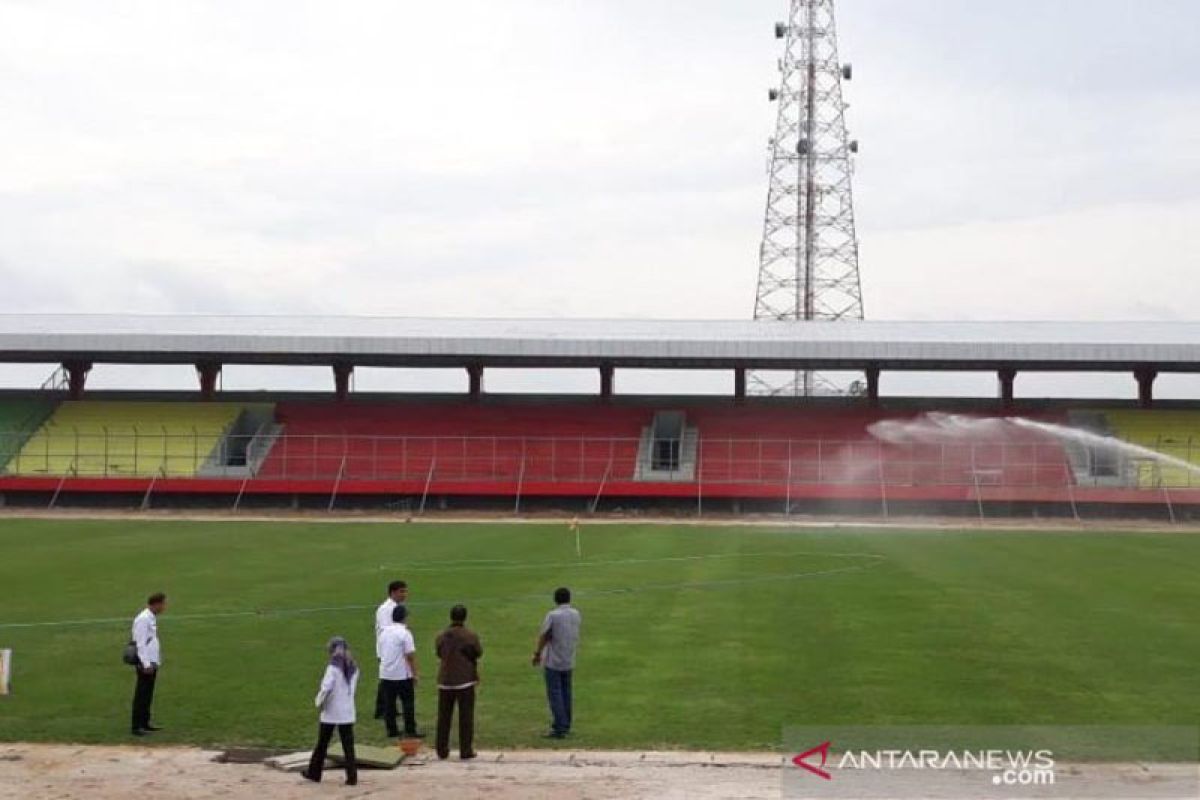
[792,741,833,781]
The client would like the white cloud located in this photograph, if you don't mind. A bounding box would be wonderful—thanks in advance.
[0,0,1197,396]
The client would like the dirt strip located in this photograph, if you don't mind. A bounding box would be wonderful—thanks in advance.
[2,744,1197,800]
[0,743,782,800]
[2,507,1199,533]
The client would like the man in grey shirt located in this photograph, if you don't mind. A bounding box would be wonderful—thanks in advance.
[532,587,581,739]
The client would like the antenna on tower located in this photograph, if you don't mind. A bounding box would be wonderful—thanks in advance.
[752,0,864,397]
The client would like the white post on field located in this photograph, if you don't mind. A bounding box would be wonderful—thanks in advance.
[569,516,582,559]
[0,649,11,695]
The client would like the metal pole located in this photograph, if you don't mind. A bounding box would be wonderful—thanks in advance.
[514,450,526,515]
[1064,461,1081,524]
[141,468,162,512]
[785,446,793,517]
[589,463,612,515]
[328,454,347,513]
[48,472,69,510]
[971,444,985,523]
[1190,438,1195,489]
[233,471,252,512]
[418,459,436,516]
[877,443,889,519]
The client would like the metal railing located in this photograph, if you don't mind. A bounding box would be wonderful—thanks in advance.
[2,430,1197,489]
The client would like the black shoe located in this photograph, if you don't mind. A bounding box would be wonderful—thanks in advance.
[300,770,320,784]
[405,730,426,739]
[387,731,402,739]
[143,725,163,732]
[345,778,357,786]
[131,729,148,737]
[542,731,565,739]
[461,751,477,761]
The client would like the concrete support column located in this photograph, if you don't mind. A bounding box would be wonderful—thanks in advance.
[467,364,485,400]
[1135,368,1158,409]
[333,363,354,402]
[734,368,747,402]
[63,360,92,401]
[865,366,881,407]
[998,367,1017,409]
[195,361,222,401]
[599,364,615,401]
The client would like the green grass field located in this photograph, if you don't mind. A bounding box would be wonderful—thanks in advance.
[0,519,1196,756]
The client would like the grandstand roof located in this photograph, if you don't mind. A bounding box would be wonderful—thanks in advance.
[0,314,1198,372]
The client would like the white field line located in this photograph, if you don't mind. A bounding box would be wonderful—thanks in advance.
[0,553,886,631]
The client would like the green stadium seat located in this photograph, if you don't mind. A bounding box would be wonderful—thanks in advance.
[0,398,57,473]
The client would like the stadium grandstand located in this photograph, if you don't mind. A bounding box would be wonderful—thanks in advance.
[1,314,1200,517]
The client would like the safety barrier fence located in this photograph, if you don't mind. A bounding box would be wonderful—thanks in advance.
[2,431,1198,489]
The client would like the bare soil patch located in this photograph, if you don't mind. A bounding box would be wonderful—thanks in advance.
[0,743,783,800]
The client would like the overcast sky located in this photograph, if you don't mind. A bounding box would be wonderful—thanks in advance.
[1,0,1198,396]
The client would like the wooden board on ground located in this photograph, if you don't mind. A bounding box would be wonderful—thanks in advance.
[328,742,403,769]
[263,751,315,773]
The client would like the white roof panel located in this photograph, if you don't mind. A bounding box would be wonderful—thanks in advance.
[0,315,1197,371]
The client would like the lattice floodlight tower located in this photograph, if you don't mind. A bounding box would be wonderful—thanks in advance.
[752,0,864,397]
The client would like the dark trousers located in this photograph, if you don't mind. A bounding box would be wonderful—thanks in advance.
[435,686,476,759]
[374,678,386,719]
[543,667,573,734]
[306,723,357,784]
[131,667,157,732]
[379,678,417,737]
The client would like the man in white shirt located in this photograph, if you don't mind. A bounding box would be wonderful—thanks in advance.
[377,604,422,739]
[130,592,166,736]
[373,580,408,719]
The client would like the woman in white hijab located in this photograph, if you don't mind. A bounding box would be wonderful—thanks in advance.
[302,636,360,785]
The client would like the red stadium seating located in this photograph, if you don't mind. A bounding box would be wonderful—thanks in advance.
[687,406,1073,489]
[257,401,651,483]
[256,401,1074,493]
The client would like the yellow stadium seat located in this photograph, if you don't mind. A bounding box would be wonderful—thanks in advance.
[1100,410,1200,489]
[10,401,244,478]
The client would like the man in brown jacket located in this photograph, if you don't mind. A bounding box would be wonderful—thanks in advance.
[434,605,483,760]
